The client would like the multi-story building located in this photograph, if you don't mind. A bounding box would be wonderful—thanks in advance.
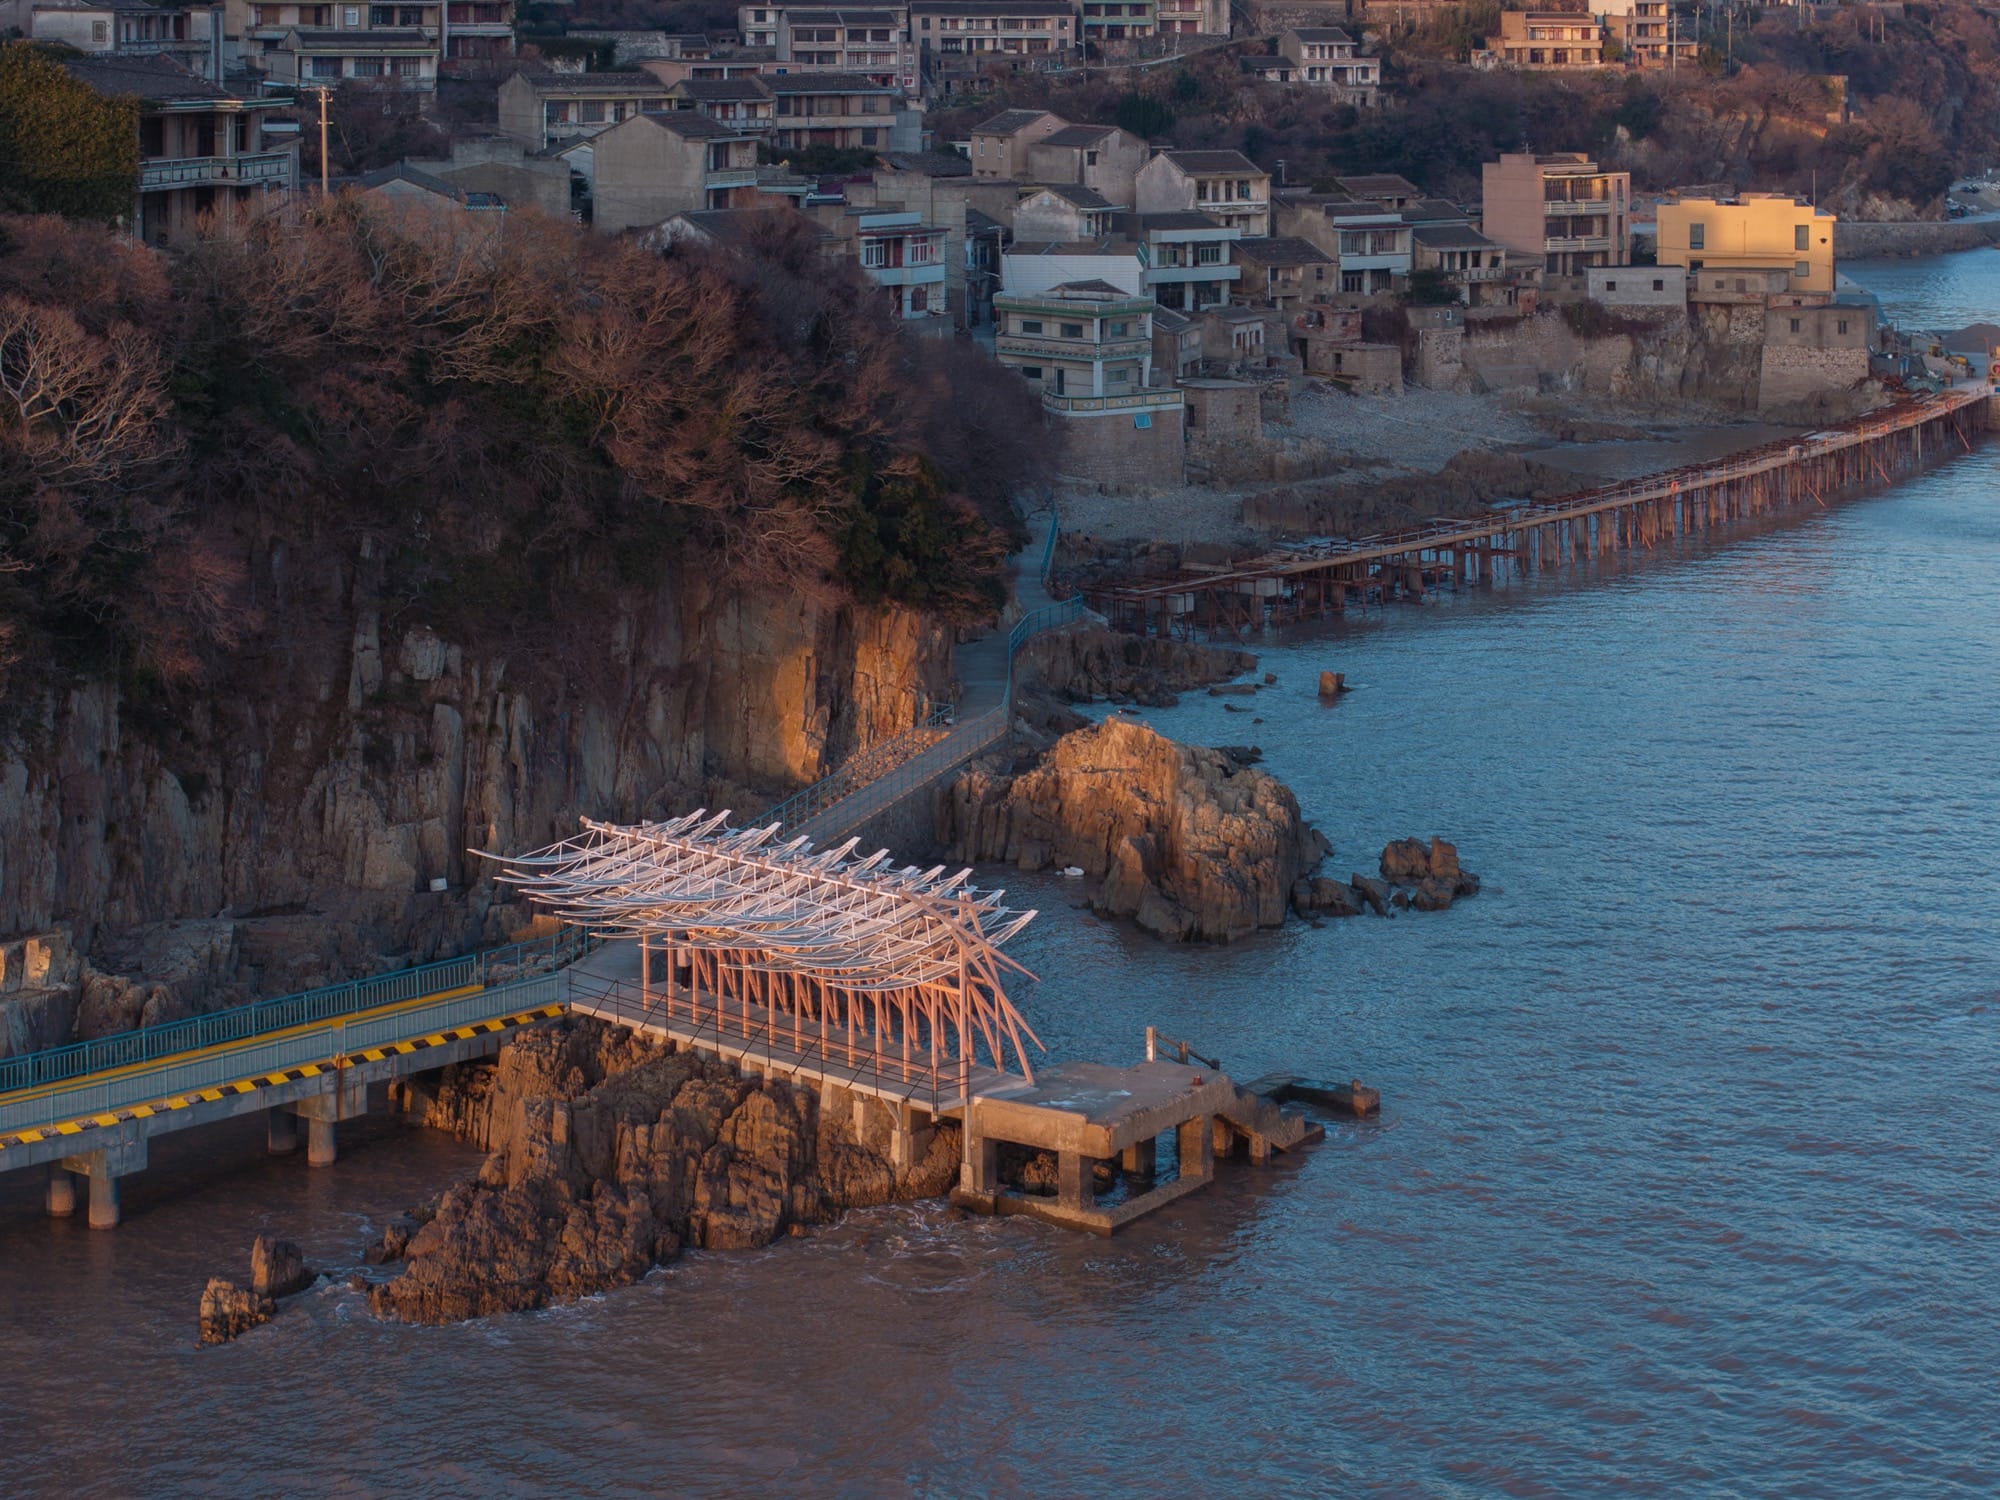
[1334,172,1421,208]
[1607,0,1693,68]
[1014,184,1116,242]
[766,72,918,152]
[1324,199,1412,292]
[589,108,762,233]
[910,0,1076,60]
[1001,236,1146,297]
[1481,151,1630,275]
[1154,0,1225,35]
[968,107,1064,178]
[834,209,950,322]
[496,71,671,150]
[1023,122,1147,207]
[1656,193,1835,296]
[6,0,226,80]
[62,54,296,243]
[993,280,1159,399]
[1276,28,1379,102]
[667,76,777,136]
[1116,210,1241,312]
[442,0,514,73]
[1412,222,1507,301]
[1080,0,1154,47]
[267,26,437,89]
[1134,149,1270,238]
[739,3,781,47]
[1482,9,1607,68]
[774,7,917,89]
[1232,235,1335,311]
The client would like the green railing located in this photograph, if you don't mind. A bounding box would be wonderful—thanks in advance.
[0,928,588,1101]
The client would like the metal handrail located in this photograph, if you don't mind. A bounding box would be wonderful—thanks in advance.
[0,973,564,1135]
[0,928,589,1101]
[760,699,955,831]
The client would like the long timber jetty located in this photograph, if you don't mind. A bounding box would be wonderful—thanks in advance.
[1089,386,1990,639]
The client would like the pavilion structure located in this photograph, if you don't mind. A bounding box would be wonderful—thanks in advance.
[488,812,1045,1106]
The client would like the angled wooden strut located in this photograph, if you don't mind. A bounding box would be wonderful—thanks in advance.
[479,812,1045,1082]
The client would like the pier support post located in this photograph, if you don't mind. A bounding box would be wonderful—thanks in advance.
[1120,1137,1156,1183]
[45,1166,76,1219]
[87,1170,120,1230]
[1212,1117,1236,1160]
[1177,1115,1214,1186]
[1056,1151,1093,1212]
[307,1116,337,1167]
[266,1107,298,1156]
[959,1122,998,1195]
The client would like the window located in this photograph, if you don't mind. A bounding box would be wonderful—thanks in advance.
[393,54,420,74]
[1019,319,1042,333]
[1085,149,1098,166]
[907,236,936,264]
[861,128,879,146]
[1688,222,1705,250]
[1652,278,1664,291]
[91,18,108,41]
[581,100,605,123]
[862,240,886,268]
[1795,223,1810,251]
[1604,280,1616,291]
[1795,261,1811,279]
[1195,243,1221,265]
[1108,321,1128,336]
[1789,318,1801,333]
[1837,319,1849,335]
[311,55,342,76]
[371,5,392,21]
[1018,366,1042,379]
[354,55,384,73]
[1060,322,1084,337]
[1109,366,1131,382]
[344,5,359,22]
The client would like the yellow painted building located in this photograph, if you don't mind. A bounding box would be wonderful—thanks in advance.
[1656,193,1835,295]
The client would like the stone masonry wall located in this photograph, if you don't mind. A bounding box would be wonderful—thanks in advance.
[1053,407,1185,489]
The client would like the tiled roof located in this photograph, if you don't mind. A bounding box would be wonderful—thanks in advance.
[1232,235,1333,265]
[1163,149,1263,175]
[1335,172,1421,197]
[1400,196,1467,223]
[1287,26,1354,41]
[1004,237,1140,256]
[512,69,665,92]
[62,54,225,101]
[1119,210,1225,232]
[765,71,900,92]
[1413,223,1497,250]
[669,207,832,245]
[635,110,740,139]
[1038,123,1118,148]
[974,107,1056,136]
[672,77,771,100]
[879,150,973,176]
[1038,182,1113,208]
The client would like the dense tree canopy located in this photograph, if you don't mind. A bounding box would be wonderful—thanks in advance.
[0,207,1041,704]
[0,42,139,223]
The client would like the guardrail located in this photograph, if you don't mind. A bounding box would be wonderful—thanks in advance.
[0,974,563,1137]
[760,699,954,831]
[0,928,588,1100]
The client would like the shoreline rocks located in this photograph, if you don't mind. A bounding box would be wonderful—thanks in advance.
[197,1235,316,1345]
[364,1020,961,1325]
[1013,626,1256,707]
[1292,838,1482,920]
[937,717,1328,943]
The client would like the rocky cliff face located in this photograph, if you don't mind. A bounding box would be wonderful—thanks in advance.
[936,718,1327,942]
[0,558,950,1053]
[368,1019,960,1323]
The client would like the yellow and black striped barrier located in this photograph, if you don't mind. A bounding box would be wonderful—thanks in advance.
[0,1001,566,1153]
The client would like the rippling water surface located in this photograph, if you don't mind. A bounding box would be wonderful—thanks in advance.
[3,265,1999,1499]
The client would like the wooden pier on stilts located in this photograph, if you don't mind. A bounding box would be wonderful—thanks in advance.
[1088,387,1990,639]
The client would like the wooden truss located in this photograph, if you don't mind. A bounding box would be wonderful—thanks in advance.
[486,812,1045,1084]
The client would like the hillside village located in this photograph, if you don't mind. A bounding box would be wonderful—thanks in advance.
[4,0,1997,500]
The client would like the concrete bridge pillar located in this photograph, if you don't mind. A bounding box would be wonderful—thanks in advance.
[1056,1151,1095,1212]
[959,1110,998,1196]
[307,1116,337,1167]
[45,1165,76,1218]
[1177,1114,1214,1187]
[1120,1137,1156,1184]
[61,1141,145,1230]
[887,1104,933,1175]
[266,1107,299,1156]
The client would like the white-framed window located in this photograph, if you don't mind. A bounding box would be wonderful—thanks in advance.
[344,5,359,23]
[1019,319,1042,333]
[862,240,886,268]
[1795,260,1811,279]
[907,237,936,265]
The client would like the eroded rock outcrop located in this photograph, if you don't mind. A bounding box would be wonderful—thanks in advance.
[367,1020,960,1324]
[1014,627,1257,707]
[937,718,1327,942]
[197,1235,317,1344]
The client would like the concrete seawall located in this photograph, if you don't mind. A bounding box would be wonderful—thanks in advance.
[1835,219,2000,259]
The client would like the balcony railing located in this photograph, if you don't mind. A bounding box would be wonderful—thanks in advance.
[1041,388,1184,414]
[140,151,295,190]
[997,334,1152,359]
[704,166,759,188]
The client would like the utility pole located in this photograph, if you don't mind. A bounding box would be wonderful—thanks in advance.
[315,85,330,198]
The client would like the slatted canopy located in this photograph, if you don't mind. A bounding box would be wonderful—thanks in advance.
[484,812,1044,1080]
